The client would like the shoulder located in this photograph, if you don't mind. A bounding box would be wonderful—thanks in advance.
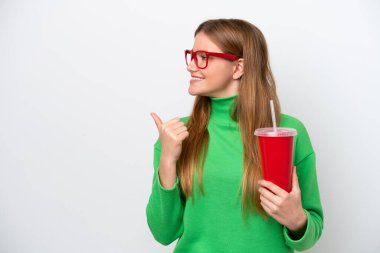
[279,114,304,129]
[280,114,314,163]
[279,114,309,138]
[180,115,190,124]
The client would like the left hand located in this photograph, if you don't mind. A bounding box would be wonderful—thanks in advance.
[258,166,307,233]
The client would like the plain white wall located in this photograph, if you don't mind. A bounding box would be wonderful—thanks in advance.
[1,0,379,252]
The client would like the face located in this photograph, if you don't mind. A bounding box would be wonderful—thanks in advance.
[186,32,241,98]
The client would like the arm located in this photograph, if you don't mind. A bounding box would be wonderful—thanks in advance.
[146,139,185,245]
[257,115,324,250]
[283,122,324,251]
[283,152,324,250]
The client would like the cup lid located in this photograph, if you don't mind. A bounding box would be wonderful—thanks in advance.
[254,127,297,137]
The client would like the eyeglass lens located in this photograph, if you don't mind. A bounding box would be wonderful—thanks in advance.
[186,51,207,68]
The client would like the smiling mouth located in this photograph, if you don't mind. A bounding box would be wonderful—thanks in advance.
[191,76,204,81]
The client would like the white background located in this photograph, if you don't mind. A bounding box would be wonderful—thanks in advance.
[1,0,379,252]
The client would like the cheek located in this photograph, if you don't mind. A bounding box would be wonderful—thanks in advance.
[207,66,233,85]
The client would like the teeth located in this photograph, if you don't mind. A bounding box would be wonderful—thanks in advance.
[192,77,204,80]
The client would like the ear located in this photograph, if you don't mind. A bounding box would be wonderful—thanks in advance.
[233,58,244,80]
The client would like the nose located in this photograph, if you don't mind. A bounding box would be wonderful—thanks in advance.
[186,58,198,72]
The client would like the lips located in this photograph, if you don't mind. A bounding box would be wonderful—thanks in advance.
[191,75,204,80]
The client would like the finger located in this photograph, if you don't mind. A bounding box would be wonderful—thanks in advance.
[171,121,186,130]
[259,179,287,198]
[173,126,187,135]
[178,130,189,141]
[259,186,281,205]
[261,201,274,216]
[291,166,300,192]
[165,117,181,127]
[150,112,163,130]
[260,195,277,213]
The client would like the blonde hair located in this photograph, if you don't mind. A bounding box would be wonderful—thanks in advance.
[178,18,281,218]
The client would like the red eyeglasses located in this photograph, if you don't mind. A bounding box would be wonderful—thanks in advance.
[185,49,240,69]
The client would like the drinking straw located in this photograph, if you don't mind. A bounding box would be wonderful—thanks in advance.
[270,100,278,133]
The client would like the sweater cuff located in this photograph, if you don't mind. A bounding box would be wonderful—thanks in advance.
[283,209,313,250]
[156,169,180,192]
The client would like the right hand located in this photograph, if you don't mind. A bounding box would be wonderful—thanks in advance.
[150,112,189,165]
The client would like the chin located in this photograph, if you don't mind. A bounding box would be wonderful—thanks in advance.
[189,90,207,97]
[188,87,200,96]
[188,86,212,97]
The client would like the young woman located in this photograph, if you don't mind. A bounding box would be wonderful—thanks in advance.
[147,18,323,252]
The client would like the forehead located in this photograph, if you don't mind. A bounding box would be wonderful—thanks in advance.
[192,32,223,52]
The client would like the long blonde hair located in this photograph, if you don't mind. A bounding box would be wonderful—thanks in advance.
[178,19,281,218]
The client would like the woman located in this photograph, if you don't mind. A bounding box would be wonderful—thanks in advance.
[147,18,323,252]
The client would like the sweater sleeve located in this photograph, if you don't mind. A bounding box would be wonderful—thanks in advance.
[283,121,324,251]
[146,138,185,245]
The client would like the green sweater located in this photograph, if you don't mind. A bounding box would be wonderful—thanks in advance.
[146,94,323,252]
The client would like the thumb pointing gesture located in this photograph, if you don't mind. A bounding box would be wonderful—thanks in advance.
[150,112,189,165]
[150,112,163,130]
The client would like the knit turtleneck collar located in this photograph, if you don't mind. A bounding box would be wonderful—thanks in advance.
[209,93,239,126]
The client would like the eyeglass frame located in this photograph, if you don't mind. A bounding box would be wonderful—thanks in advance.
[184,49,241,69]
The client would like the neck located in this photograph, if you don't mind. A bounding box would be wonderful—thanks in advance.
[209,94,239,126]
